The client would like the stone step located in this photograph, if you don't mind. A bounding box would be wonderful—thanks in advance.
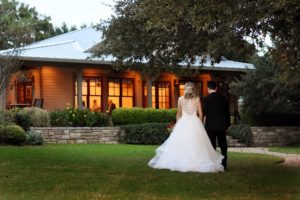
[226,135,233,140]
[234,143,247,147]
[222,137,248,147]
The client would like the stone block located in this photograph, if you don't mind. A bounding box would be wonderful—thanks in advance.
[70,133,81,139]
[76,140,87,144]
[61,135,70,140]
[63,129,69,134]
[69,140,76,144]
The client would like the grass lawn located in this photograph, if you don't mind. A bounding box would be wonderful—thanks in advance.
[0,144,299,200]
[269,146,300,154]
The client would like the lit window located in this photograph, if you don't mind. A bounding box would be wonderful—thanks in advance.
[108,78,134,108]
[75,77,102,110]
[144,81,170,109]
[179,81,202,98]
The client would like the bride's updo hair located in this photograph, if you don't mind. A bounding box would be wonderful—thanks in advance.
[184,82,196,99]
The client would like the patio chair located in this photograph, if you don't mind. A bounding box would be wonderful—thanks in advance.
[33,98,44,108]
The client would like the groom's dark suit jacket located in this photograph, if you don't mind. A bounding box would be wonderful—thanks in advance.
[203,92,230,132]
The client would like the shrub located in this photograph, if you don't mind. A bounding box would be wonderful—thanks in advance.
[23,107,50,127]
[0,124,26,145]
[26,129,43,145]
[15,111,31,131]
[0,111,9,125]
[0,109,18,125]
[50,107,110,127]
[239,109,300,126]
[121,123,169,144]
[252,113,300,126]
[112,108,177,125]
[93,112,110,127]
[228,124,252,145]
[50,109,69,126]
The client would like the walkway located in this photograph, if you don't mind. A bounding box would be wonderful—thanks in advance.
[228,147,300,167]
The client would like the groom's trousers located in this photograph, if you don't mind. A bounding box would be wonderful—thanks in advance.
[207,131,228,168]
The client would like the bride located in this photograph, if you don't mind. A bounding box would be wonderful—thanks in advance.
[148,82,224,173]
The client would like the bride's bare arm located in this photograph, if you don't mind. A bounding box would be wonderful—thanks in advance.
[197,97,204,121]
[176,97,182,121]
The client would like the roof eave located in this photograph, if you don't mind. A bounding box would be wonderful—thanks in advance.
[5,55,250,72]
[198,66,250,72]
[16,56,113,65]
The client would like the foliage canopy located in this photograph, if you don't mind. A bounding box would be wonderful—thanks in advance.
[93,0,299,79]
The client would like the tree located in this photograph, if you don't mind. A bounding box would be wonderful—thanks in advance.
[0,51,20,96]
[0,0,55,104]
[53,22,77,36]
[0,0,55,49]
[92,0,299,81]
[92,0,257,75]
[230,54,300,125]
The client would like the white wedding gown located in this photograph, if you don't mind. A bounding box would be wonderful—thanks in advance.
[148,96,224,173]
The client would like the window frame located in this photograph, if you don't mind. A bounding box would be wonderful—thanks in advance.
[178,80,203,99]
[74,76,103,110]
[16,78,34,104]
[153,81,171,109]
[108,78,135,108]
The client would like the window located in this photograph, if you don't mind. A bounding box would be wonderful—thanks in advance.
[108,78,134,108]
[17,79,33,104]
[144,81,170,109]
[179,81,202,99]
[75,77,102,111]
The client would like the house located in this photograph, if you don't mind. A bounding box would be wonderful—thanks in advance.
[0,27,253,119]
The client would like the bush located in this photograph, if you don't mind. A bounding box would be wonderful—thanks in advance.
[121,123,169,144]
[0,108,18,125]
[15,111,31,131]
[0,111,11,125]
[112,108,177,125]
[23,107,50,127]
[0,124,26,145]
[93,112,110,127]
[26,129,43,145]
[251,113,300,126]
[50,107,110,127]
[3,108,33,131]
[228,124,252,145]
[239,109,300,126]
[50,109,69,126]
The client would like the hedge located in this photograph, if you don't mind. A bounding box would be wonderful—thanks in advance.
[112,108,177,125]
[121,123,170,144]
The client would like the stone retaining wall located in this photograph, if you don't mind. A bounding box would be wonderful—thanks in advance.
[32,127,124,144]
[251,127,300,146]
[33,126,300,146]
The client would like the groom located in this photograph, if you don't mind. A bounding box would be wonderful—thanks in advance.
[203,81,230,169]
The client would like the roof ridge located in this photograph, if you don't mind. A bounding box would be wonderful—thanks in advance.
[29,26,95,46]
[21,40,76,51]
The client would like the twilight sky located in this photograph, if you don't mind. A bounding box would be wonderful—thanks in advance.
[19,0,115,27]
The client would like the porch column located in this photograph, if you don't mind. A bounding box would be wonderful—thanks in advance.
[76,68,83,109]
[146,77,152,108]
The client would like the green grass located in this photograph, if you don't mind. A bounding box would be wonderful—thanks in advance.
[269,146,300,154]
[0,144,299,200]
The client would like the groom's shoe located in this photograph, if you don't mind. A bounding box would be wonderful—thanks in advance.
[222,160,227,170]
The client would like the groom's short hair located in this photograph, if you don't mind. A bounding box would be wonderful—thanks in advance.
[207,81,217,89]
